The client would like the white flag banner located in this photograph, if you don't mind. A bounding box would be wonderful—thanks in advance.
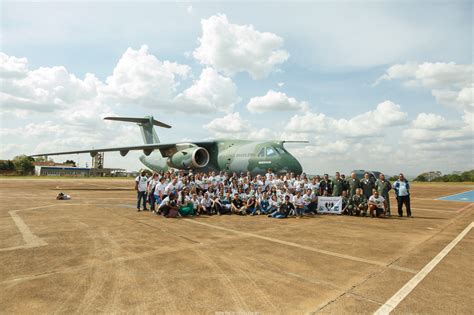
[317,196,342,214]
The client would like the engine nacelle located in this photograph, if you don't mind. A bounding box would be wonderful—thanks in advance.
[167,147,210,169]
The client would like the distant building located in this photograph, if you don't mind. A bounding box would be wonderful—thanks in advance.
[34,162,125,177]
[35,165,91,177]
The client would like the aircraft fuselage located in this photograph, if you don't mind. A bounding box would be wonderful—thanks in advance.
[139,139,303,175]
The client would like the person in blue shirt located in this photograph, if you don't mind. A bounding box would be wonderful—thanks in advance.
[393,173,412,217]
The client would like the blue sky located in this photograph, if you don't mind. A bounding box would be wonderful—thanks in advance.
[1,1,472,175]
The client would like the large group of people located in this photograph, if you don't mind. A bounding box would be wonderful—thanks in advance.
[134,169,412,219]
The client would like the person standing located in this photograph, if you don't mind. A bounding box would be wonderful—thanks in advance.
[320,174,333,196]
[332,172,344,197]
[393,173,412,217]
[341,174,349,195]
[348,172,360,197]
[375,173,392,216]
[147,173,159,212]
[360,172,375,199]
[135,171,148,212]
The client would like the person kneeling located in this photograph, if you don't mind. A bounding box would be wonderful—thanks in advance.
[348,188,368,216]
[268,195,293,219]
[368,190,386,218]
[231,193,247,215]
[159,194,179,218]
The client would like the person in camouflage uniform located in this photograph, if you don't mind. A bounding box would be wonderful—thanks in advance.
[375,173,392,216]
[341,190,350,215]
[360,172,375,199]
[347,188,368,216]
[348,172,360,197]
[332,172,344,196]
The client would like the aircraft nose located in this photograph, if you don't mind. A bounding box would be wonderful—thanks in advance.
[292,156,303,174]
[279,153,303,175]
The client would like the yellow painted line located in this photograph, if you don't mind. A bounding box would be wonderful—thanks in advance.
[184,219,417,274]
[374,222,474,315]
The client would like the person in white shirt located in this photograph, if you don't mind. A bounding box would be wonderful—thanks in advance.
[292,191,305,217]
[368,190,386,218]
[200,192,213,215]
[268,194,280,214]
[147,173,159,212]
[135,171,148,212]
[303,188,317,214]
[191,194,201,214]
[164,178,178,196]
[265,168,274,180]
[158,194,178,218]
[393,173,412,217]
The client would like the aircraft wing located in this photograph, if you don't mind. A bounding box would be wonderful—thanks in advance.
[29,142,215,158]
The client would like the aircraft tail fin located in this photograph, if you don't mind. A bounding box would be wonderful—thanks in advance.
[104,116,171,144]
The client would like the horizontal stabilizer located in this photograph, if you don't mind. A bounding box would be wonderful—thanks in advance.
[104,116,171,129]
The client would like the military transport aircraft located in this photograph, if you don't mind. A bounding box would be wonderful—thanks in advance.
[30,116,304,175]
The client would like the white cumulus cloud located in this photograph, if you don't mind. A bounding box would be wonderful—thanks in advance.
[411,113,449,130]
[174,67,240,113]
[103,45,191,105]
[0,52,28,78]
[285,100,408,138]
[375,62,473,112]
[334,100,408,138]
[203,112,250,134]
[193,14,289,79]
[247,90,308,113]
[1,63,101,113]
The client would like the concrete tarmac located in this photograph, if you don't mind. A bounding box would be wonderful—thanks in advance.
[0,179,472,314]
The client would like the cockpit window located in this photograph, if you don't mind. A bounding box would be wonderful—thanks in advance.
[266,147,277,156]
[274,147,285,155]
[258,148,266,157]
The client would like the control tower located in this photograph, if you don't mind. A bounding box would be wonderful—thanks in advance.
[91,152,104,169]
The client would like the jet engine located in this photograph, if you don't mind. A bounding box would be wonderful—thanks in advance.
[166,147,210,169]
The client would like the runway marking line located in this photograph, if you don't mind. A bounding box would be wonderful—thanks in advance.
[411,207,456,213]
[183,219,417,274]
[456,203,473,213]
[0,205,54,252]
[374,221,474,315]
[435,189,474,201]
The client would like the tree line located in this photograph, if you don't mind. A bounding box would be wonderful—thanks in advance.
[415,170,474,182]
